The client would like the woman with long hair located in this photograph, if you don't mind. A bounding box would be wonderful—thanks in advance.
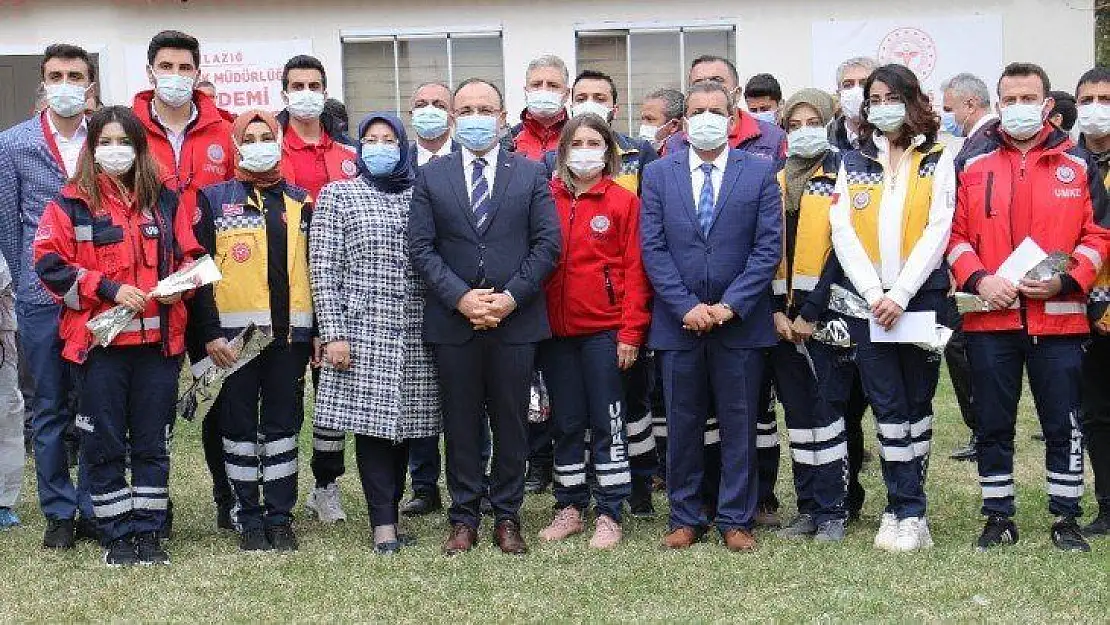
[192,110,317,553]
[33,105,202,566]
[311,112,440,555]
[829,63,956,552]
[536,113,652,549]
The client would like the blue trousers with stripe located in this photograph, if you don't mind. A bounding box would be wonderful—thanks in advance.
[966,331,1085,519]
[220,342,310,531]
[539,332,631,521]
[77,346,179,543]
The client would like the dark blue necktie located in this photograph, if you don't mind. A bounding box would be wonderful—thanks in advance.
[471,157,490,228]
[697,162,715,236]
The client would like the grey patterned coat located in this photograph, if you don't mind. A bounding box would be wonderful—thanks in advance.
[309,177,440,440]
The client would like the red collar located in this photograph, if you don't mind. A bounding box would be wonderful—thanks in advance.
[521,108,568,139]
[552,175,615,199]
[729,110,762,149]
[284,123,333,151]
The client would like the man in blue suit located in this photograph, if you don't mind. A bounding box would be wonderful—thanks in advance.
[409,78,561,556]
[640,81,782,552]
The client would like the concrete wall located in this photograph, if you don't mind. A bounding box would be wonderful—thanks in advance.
[0,0,1093,117]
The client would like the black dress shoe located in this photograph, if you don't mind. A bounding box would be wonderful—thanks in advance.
[374,539,402,555]
[400,492,443,517]
[949,435,978,461]
[267,523,299,552]
[75,517,100,543]
[239,527,271,551]
[524,464,551,495]
[43,519,76,549]
[1082,511,1109,537]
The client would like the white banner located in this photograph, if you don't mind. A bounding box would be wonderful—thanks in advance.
[811,16,1004,105]
[124,40,313,113]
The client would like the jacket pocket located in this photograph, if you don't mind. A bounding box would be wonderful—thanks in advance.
[90,223,126,275]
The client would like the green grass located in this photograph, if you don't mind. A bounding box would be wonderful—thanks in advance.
[0,368,1107,623]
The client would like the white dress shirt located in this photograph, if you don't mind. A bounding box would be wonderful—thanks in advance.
[830,133,957,309]
[417,141,454,167]
[462,145,499,197]
[150,102,199,165]
[689,146,730,209]
[46,112,88,177]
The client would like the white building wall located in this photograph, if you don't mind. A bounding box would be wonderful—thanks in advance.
[0,0,1093,114]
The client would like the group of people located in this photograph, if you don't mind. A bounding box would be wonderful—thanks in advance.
[0,28,1108,568]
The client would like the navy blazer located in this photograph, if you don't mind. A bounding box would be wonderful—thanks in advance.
[408,148,561,345]
[640,148,782,351]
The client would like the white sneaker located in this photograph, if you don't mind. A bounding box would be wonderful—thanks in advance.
[306,482,347,524]
[874,512,899,551]
[891,517,933,552]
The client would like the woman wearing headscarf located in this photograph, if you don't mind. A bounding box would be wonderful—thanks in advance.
[310,112,440,554]
[192,109,317,553]
[768,89,851,543]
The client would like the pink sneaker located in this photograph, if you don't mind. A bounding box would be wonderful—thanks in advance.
[588,514,623,550]
[539,506,584,542]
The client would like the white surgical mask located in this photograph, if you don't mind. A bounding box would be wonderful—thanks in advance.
[1078,103,1110,138]
[1000,102,1046,141]
[44,82,87,119]
[94,145,135,176]
[238,141,281,173]
[839,87,865,121]
[787,126,831,158]
[526,90,565,118]
[867,103,906,133]
[571,100,613,122]
[686,112,730,151]
[566,147,606,178]
[286,89,326,121]
[154,73,195,108]
[637,123,661,144]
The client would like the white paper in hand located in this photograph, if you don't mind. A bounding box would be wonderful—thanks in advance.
[996,237,1048,285]
[869,311,937,343]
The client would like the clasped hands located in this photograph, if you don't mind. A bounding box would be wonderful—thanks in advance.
[682,302,735,334]
[458,288,516,331]
[978,274,1062,311]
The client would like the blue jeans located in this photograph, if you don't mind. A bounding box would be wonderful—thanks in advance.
[18,302,91,521]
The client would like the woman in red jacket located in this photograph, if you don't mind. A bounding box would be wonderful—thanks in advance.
[537,113,652,549]
[33,106,201,567]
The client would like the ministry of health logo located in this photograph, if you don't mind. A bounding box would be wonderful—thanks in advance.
[878,27,938,81]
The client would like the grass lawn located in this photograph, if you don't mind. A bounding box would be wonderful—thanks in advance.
[0,366,1107,623]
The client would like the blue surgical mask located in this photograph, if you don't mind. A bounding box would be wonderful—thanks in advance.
[787,126,830,158]
[751,110,777,124]
[361,143,401,176]
[1000,102,1046,141]
[411,105,450,140]
[454,114,499,152]
[940,111,964,137]
[686,112,730,151]
[44,82,87,118]
[867,103,906,133]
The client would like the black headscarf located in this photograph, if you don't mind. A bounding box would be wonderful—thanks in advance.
[355,112,414,193]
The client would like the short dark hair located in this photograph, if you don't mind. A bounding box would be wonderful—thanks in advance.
[744,73,782,102]
[859,63,939,149]
[282,54,327,91]
[1049,90,1078,131]
[41,44,95,83]
[147,30,200,67]
[997,62,1051,97]
[685,82,735,116]
[1076,67,1110,94]
[454,78,504,108]
[323,98,349,133]
[573,69,619,105]
[690,55,739,87]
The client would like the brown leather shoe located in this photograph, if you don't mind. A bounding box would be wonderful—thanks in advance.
[723,528,757,552]
[494,520,528,555]
[442,523,477,556]
[662,526,700,549]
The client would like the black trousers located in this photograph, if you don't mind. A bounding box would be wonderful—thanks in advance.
[941,296,975,432]
[202,396,232,506]
[355,435,408,527]
[436,335,535,529]
[844,366,869,515]
[1081,335,1110,507]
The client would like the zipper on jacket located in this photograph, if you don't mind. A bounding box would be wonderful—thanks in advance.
[127,209,148,342]
[559,198,578,336]
[603,264,617,306]
[984,172,994,218]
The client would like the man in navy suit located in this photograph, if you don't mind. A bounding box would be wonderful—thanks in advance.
[640,81,782,552]
[409,78,561,556]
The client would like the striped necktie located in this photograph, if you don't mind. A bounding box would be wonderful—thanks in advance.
[471,157,490,228]
[697,162,716,236]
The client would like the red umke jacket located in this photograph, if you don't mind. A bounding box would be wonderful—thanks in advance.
[33,176,202,363]
[544,176,652,346]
